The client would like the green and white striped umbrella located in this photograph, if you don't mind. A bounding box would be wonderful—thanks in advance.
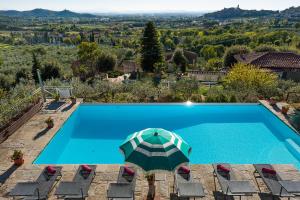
[119,128,192,173]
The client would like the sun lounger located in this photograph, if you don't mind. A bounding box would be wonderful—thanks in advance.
[174,167,205,199]
[55,165,96,199]
[253,164,300,199]
[9,166,62,199]
[213,164,256,198]
[107,166,137,200]
[56,88,71,99]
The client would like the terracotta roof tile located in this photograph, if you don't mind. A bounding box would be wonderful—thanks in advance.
[234,52,300,69]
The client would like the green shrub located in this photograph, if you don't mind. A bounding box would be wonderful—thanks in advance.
[254,45,278,52]
[41,62,61,81]
[190,94,203,102]
[107,71,124,78]
[0,84,40,129]
[229,94,238,102]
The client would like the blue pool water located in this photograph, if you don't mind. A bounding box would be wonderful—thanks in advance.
[34,104,300,168]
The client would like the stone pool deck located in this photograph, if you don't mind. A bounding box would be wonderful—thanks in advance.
[0,101,300,199]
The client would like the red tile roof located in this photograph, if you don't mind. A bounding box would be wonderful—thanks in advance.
[165,50,198,64]
[121,60,138,73]
[234,52,300,69]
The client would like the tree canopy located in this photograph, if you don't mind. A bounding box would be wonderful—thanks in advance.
[140,21,163,72]
[200,45,225,60]
[96,53,117,72]
[75,42,118,80]
[31,52,41,83]
[172,48,187,73]
[78,42,100,68]
[223,63,278,97]
[223,45,250,67]
[41,62,61,81]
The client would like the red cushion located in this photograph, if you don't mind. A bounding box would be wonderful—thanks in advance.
[46,166,56,175]
[179,166,190,174]
[123,166,135,176]
[82,165,92,173]
[217,164,230,173]
[262,167,276,175]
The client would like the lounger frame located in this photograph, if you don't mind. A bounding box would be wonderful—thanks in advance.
[253,164,294,200]
[55,165,96,199]
[10,166,62,200]
[107,166,137,200]
[174,171,205,199]
[213,164,256,200]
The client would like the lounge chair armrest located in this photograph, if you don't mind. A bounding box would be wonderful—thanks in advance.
[55,182,83,197]
[279,180,300,194]
[10,182,40,197]
[227,180,257,194]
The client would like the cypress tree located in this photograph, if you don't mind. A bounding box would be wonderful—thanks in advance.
[90,32,95,42]
[140,21,163,72]
[173,48,187,73]
[31,53,41,83]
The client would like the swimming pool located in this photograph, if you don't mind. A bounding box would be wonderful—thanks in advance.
[34,104,300,168]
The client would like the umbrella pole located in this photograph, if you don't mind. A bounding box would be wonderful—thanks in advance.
[146,173,155,199]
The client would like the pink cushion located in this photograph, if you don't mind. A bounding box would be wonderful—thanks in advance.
[123,166,135,176]
[262,167,276,175]
[46,166,56,175]
[82,165,92,173]
[217,164,230,173]
[179,166,190,174]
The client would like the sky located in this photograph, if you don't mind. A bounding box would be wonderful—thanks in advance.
[1,0,300,13]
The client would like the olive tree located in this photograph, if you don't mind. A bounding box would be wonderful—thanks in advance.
[171,78,199,100]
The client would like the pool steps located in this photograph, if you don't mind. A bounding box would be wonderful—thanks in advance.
[285,138,300,160]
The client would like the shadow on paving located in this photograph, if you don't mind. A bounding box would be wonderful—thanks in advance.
[170,193,188,200]
[45,101,65,111]
[0,165,19,184]
[170,192,235,200]
[33,127,50,140]
[61,103,75,112]
[213,191,234,200]
[258,193,281,200]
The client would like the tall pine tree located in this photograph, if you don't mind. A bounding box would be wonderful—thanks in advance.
[140,21,163,72]
[89,32,95,42]
[31,53,41,83]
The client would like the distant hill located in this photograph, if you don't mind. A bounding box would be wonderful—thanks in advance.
[204,6,278,20]
[0,8,97,18]
[280,6,300,18]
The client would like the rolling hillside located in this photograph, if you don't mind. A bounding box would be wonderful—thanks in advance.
[0,8,96,18]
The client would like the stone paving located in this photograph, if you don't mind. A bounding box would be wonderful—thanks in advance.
[0,101,300,199]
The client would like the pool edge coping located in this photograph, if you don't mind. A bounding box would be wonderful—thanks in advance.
[259,100,300,136]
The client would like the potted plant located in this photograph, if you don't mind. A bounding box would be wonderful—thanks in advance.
[45,117,54,129]
[53,93,60,102]
[11,150,24,166]
[257,95,264,100]
[282,105,289,115]
[269,96,279,106]
[70,95,76,104]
